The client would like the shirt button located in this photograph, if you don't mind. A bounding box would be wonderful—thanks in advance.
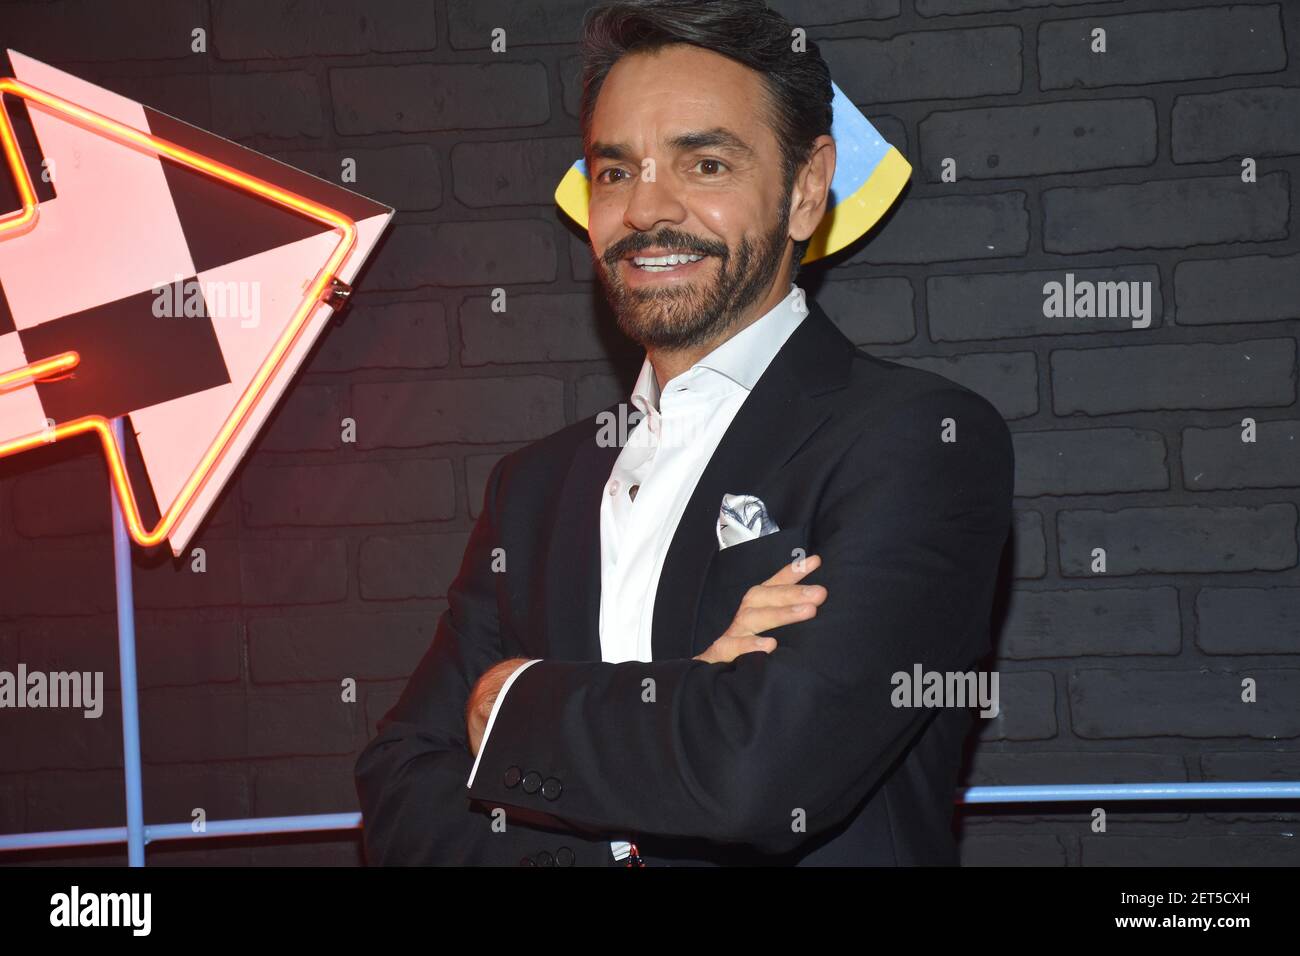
[608,479,620,495]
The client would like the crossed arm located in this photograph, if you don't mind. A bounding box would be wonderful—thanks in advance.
[463,387,1013,855]
[352,431,783,863]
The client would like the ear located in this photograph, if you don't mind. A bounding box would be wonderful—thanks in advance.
[787,135,836,243]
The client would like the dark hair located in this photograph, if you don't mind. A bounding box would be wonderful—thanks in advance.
[579,0,833,268]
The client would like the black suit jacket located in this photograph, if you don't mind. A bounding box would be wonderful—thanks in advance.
[355,300,1014,866]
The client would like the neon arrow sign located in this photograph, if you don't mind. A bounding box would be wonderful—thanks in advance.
[0,52,393,555]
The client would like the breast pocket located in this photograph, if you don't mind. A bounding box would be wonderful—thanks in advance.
[708,523,814,589]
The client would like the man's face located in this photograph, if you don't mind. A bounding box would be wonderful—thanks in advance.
[586,44,794,352]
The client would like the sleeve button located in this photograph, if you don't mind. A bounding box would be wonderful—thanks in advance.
[541,777,562,801]
[521,770,543,793]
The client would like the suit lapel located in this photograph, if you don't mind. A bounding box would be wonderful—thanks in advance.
[543,301,856,665]
[650,302,855,660]
[544,412,621,662]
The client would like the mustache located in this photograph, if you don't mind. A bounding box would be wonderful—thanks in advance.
[602,229,729,267]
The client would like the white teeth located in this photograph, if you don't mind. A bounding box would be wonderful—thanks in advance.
[632,253,705,269]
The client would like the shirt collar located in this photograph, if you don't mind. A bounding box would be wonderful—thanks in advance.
[630,283,807,415]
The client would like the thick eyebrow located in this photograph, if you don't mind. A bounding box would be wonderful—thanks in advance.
[588,127,756,163]
[666,127,755,158]
[589,140,632,162]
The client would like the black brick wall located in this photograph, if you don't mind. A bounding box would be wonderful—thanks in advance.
[0,0,1297,867]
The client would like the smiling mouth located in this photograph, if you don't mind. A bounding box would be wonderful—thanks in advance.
[626,252,708,272]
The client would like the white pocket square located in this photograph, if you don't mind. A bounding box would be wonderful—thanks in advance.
[717,493,780,549]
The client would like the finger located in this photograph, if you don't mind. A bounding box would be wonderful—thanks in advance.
[737,581,828,610]
[731,601,819,637]
[709,634,778,663]
[697,634,777,663]
[761,552,821,587]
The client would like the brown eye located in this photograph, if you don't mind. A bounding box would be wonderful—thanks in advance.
[696,159,725,175]
[598,168,627,184]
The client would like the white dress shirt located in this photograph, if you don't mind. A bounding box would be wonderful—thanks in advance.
[468,283,809,862]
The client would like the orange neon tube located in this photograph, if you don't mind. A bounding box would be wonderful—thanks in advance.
[0,350,79,390]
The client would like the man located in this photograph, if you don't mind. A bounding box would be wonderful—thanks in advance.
[355,0,1013,866]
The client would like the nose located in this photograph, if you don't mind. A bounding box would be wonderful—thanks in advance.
[622,164,686,234]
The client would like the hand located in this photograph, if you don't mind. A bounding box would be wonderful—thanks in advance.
[693,553,826,664]
[466,657,532,758]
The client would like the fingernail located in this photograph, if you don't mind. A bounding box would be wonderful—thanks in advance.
[791,603,809,612]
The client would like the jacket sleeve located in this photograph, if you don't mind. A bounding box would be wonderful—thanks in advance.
[354,454,612,865]
[465,386,1014,855]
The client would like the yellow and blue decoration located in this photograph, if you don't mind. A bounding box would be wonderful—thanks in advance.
[553,80,911,263]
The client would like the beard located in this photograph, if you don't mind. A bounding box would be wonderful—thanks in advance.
[594,198,792,352]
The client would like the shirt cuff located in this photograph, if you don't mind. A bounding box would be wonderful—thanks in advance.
[466,659,542,788]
